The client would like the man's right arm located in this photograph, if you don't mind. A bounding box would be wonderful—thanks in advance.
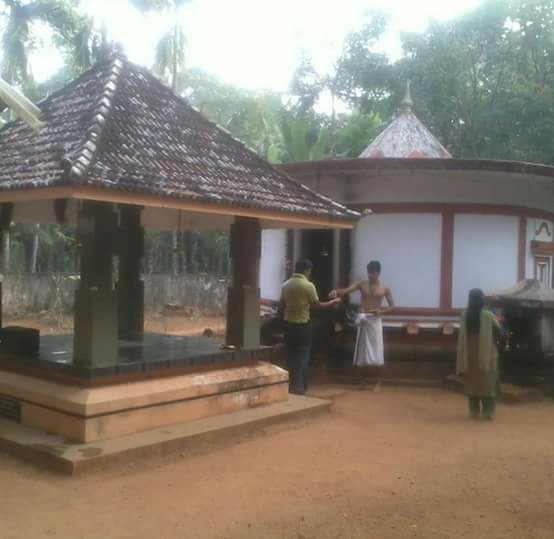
[329,281,362,299]
[313,297,342,309]
[308,283,342,310]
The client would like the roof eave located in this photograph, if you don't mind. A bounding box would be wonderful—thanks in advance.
[279,158,554,180]
[0,185,358,229]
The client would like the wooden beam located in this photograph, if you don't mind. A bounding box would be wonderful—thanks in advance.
[518,217,527,280]
[531,240,554,256]
[349,202,554,222]
[0,186,355,230]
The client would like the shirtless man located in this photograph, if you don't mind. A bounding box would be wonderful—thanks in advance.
[329,260,394,313]
[329,260,394,389]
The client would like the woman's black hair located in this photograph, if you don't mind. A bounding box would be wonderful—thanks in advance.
[466,288,485,335]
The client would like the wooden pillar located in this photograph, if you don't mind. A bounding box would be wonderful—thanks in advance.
[116,205,145,341]
[440,210,454,311]
[518,216,527,281]
[73,201,118,366]
[226,217,261,348]
[286,229,294,277]
[339,229,352,288]
[332,229,341,289]
[293,229,302,261]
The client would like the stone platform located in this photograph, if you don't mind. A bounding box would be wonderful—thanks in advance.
[0,333,272,386]
[0,394,331,474]
[0,362,288,443]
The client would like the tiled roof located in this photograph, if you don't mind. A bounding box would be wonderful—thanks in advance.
[359,90,452,159]
[0,56,358,222]
[487,279,554,307]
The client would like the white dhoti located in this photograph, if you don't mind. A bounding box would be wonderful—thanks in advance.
[353,313,384,367]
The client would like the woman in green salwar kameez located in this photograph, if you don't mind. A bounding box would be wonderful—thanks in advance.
[456,289,502,420]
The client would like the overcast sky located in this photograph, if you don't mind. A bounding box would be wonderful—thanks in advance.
[33,0,481,91]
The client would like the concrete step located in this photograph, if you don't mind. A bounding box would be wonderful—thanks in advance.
[0,394,332,475]
[306,384,351,400]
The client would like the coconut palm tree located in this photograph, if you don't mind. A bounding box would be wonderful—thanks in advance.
[0,1,109,271]
[131,0,190,273]
[130,0,189,90]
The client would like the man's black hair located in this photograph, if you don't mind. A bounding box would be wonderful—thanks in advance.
[366,260,381,274]
[295,258,313,274]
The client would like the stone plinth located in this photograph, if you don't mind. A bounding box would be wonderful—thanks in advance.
[0,362,288,443]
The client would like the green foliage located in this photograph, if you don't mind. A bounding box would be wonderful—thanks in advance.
[334,112,382,157]
[7,223,79,273]
[333,12,394,114]
[129,0,189,11]
[315,0,554,163]
[131,0,191,89]
[3,0,554,275]
[179,68,285,158]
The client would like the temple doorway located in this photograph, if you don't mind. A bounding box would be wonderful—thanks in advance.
[301,229,334,299]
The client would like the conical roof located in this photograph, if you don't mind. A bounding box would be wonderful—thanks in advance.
[360,84,452,159]
[0,55,357,222]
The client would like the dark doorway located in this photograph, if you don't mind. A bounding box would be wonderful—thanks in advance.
[301,229,334,299]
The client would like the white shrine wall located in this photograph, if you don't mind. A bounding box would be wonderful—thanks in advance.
[259,165,554,311]
[259,229,287,301]
[351,214,442,308]
[452,215,519,308]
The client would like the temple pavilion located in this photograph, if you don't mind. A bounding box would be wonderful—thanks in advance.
[0,55,358,461]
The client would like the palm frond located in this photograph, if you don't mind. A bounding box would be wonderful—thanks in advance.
[0,77,43,131]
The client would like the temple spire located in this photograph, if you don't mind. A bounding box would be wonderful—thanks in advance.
[398,80,413,112]
[358,78,452,159]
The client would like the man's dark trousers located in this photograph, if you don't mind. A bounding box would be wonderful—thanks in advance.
[284,321,312,394]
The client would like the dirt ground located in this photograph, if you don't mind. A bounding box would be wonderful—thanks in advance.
[2,387,554,539]
[3,313,226,337]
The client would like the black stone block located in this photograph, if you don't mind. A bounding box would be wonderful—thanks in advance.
[0,326,40,357]
[144,359,171,372]
[193,353,217,365]
[46,361,75,375]
[67,365,95,379]
[117,362,145,376]
[90,365,118,378]
[169,357,194,369]
[234,349,253,362]
[253,346,273,362]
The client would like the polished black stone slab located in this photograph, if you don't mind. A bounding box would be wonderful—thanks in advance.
[0,333,273,380]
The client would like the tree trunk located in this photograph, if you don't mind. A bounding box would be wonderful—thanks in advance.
[184,231,194,273]
[2,230,9,273]
[30,223,40,272]
[171,230,179,275]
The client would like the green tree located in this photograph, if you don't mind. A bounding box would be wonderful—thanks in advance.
[332,12,394,115]
[130,0,189,90]
[0,1,118,273]
[180,68,285,158]
[398,0,554,161]
[0,0,105,84]
[131,0,191,274]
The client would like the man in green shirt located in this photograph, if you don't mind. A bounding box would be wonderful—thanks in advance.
[281,259,341,394]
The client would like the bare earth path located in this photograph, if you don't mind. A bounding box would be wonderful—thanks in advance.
[2,387,554,539]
